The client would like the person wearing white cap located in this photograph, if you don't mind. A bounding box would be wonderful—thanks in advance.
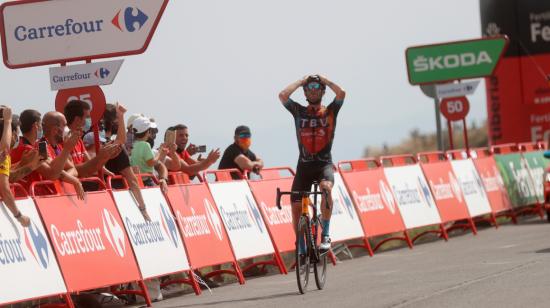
[130,116,162,187]
[124,113,143,152]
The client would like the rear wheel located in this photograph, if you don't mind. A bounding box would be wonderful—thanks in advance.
[295,215,310,294]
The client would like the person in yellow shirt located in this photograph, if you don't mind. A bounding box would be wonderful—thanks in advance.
[0,106,30,227]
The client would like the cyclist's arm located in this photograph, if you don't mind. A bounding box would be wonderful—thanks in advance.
[279,77,307,104]
[319,75,346,101]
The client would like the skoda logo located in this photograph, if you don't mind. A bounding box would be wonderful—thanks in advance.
[246,195,264,233]
[204,199,223,241]
[379,180,396,215]
[160,203,179,248]
[449,172,463,203]
[102,209,126,258]
[24,220,49,269]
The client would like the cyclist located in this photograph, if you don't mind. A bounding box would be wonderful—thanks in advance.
[278,74,346,254]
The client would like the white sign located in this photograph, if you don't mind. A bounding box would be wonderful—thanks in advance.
[49,60,123,90]
[384,165,442,229]
[111,188,190,279]
[314,173,364,243]
[1,0,168,68]
[0,199,66,305]
[450,160,492,217]
[208,181,275,260]
[435,80,480,99]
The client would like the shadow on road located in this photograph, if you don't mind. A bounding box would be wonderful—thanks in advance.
[160,291,299,307]
[536,248,550,253]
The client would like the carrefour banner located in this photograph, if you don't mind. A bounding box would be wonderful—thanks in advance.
[111,188,190,279]
[0,198,66,305]
[450,159,493,217]
[494,153,539,207]
[522,151,550,203]
[208,181,275,260]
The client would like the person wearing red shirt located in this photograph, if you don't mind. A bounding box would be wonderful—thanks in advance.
[169,124,220,176]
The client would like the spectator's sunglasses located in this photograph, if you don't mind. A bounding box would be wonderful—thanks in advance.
[306,82,322,90]
[238,133,251,139]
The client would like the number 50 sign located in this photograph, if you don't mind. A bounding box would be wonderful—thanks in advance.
[55,86,106,125]
[440,96,470,121]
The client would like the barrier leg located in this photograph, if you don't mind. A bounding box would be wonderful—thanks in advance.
[328,250,337,266]
[348,238,374,257]
[64,293,75,308]
[439,224,449,241]
[537,203,545,220]
[273,251,288,274]
[188,270,202,295]
[469,218,478,235]
[138,280,152,307]
[234,262,245,284]
[404,231,413,249]
[490,213,499,229]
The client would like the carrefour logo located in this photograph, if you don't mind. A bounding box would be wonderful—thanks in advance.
[160,203,179,248]
[379,181,396,215]
[417,177,434,208]
[246,195,264,233]
[112,7,149,32]
[336,185,355,220]
[102,209,126,258]
[204,199,224,241]
[24,221,49,269]
[95,68,110,79]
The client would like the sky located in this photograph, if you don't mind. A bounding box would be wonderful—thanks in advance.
[0,0,487,168]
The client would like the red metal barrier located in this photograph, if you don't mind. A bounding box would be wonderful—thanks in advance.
[204,169,286,277]
[338,159,412,254]
[380,155,448,243]
[31,178,152,306]
[417,151,477,235]
[163,172,245,285]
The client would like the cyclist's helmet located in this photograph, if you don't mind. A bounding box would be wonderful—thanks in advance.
[303,75,326,91]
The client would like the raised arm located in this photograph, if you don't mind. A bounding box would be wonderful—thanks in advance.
[319,75,346,101]
[278,76,307,104]
[0,107,13,153]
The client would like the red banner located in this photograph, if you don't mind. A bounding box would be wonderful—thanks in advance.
[339,168,406,237]
[473,156,512,213]
[165,183,236,269]
[420,161,471,222]
[247,177,295,253]
[34,190,140,292]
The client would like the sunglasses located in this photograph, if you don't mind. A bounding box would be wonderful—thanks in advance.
[306,82,322,90]
[238,133,251,139]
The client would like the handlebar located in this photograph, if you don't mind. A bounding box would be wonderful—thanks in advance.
[275,187,329,210]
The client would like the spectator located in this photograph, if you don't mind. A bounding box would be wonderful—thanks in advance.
[100,103,151,221]
[130,116,168,189]
[219,125,264,177]
[169,124,220,176]
[0,106,30,227]
[10,110,84,200]
[63,100,121,178]
[125,113,143,152]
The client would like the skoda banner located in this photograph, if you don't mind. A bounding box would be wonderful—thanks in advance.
[494,153,539,208]
[522,151,549,203]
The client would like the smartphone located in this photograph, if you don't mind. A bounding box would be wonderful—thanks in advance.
[38,141,48,161]
[164,130,176,144]
[196,145,207,153]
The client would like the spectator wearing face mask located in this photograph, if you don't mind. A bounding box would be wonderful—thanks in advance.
[219,125,264,178]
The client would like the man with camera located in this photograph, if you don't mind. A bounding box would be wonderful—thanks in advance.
[167,124,220,176]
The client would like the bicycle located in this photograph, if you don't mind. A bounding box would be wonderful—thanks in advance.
[276,182,329,294]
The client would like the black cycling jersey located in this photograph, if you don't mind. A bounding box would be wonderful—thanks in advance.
[283,98,343,164]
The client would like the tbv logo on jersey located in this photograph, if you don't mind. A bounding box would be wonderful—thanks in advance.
[112,7,149,32]
[13,7,148,42]
[0,220,49,269]
[177,199,224,241]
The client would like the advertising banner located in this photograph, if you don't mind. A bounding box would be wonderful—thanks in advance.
[111,188,190,279]
[494,153,539,207]
[420,161,471,222]
[248,177,295,253]
[165,183,236,269]
[0,198,66,305]
[339,167,406,237]
[473,156,513,213]
[384,165,442,229]
[450,159,493,217]
[208,181,274,260]
[34,191,141,292]
[522,150,550,203]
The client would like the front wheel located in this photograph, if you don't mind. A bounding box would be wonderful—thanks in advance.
[296,215,311,294]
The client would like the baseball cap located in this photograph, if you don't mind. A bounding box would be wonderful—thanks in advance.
[132,116,158,134]
[83,132,106,147]
[127,113,143,129]
[234,125,251,137]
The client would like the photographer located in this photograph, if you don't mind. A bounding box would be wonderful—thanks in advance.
[168,124,220,176]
